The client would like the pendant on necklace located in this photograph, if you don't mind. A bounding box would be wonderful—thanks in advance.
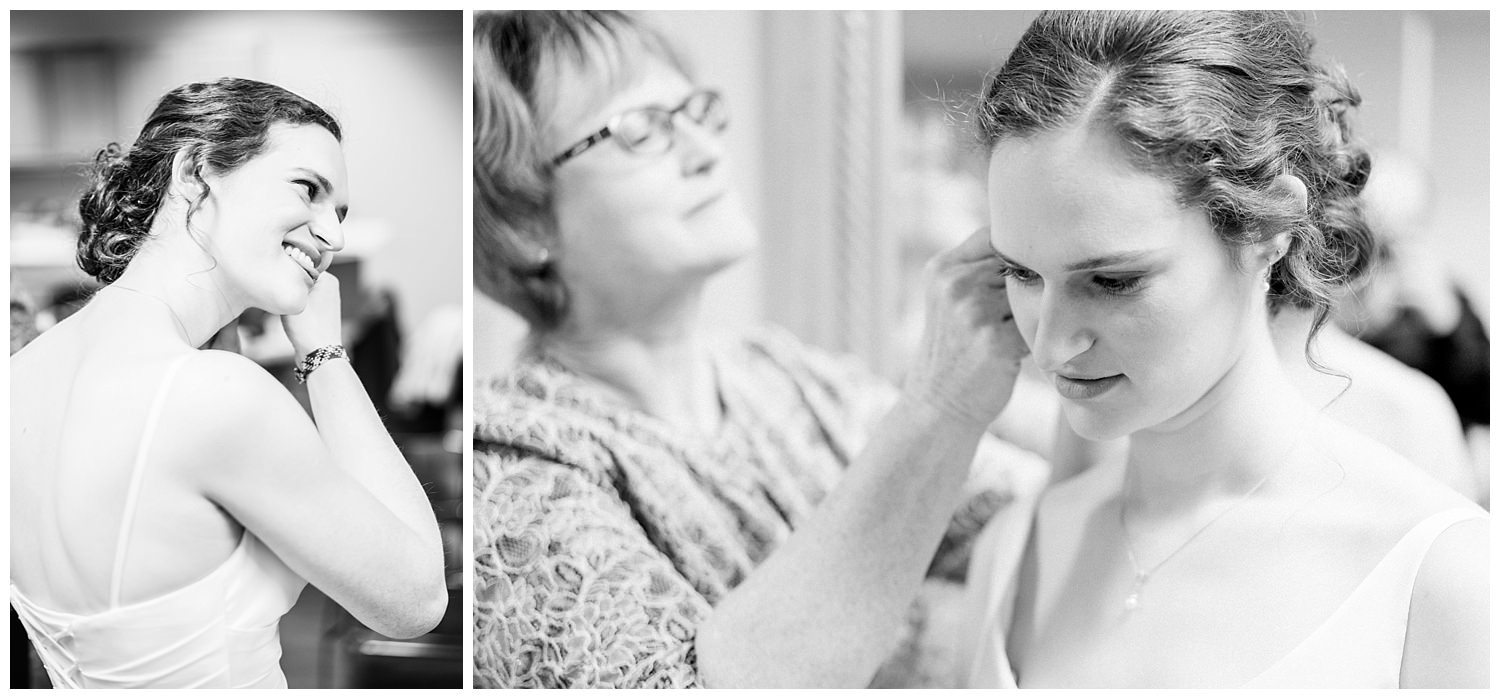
[1124,572,1147,612]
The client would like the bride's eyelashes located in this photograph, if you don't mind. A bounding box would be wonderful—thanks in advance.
[996,262,1148,297]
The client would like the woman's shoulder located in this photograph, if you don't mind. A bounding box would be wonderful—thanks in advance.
[1313,415,1476,516]
[726,324,896,406]
[161,350,314,445]
[1321,329,1466,440]
[473,350,592,414]
[1291,418,1483,585]
[175,349,287,401]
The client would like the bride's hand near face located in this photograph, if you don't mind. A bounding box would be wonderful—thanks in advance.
[903,227,1029,430]
[281,271,343,357]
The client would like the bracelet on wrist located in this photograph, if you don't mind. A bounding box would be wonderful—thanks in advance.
[294,344,349,383]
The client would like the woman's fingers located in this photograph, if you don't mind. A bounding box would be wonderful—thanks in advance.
[903,230,1030,429]
[282,272,345,358]
[944,226,999,264]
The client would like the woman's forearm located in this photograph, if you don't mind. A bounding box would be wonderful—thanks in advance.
[305,357,443,555]
[696,395,988,688]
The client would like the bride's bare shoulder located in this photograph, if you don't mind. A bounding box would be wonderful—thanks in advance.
[1312,416,1475,518]
[172,349,305,420]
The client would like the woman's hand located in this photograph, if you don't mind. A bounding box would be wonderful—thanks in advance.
[698,227,1030,688]
[903,227,1030,430]
[282,272,344,358]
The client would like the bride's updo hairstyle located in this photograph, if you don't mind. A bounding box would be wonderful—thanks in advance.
[77,77,342,283]
[977,10,1374,338]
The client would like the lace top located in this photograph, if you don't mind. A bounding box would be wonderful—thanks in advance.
[473,328,1043,688]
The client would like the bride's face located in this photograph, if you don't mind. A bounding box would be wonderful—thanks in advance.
[193,122,349,315]
[988,124,1263,441]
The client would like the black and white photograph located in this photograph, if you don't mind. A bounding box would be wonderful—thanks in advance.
[10,10,463,688]
[470,10,1489,689]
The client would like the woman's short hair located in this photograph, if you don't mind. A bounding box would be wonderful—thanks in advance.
[473,10,687,332]
[77,77,342,284]
[977,11,1374,329]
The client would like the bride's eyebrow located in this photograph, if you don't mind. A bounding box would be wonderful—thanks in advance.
[991,249,1156,271]
[1064,251,1154,272]
[992,250,1028,267]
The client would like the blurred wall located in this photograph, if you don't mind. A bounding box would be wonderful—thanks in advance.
[11,10,462,340]
[1312,11,1489,320]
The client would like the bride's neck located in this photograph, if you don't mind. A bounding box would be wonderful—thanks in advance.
[1125,331,1314,508]
[102,243,242,349]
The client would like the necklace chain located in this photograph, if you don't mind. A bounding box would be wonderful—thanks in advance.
[108,284,192,343]
[1117,454,1292,612]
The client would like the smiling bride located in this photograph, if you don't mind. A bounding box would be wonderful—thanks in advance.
[9,77,446,688]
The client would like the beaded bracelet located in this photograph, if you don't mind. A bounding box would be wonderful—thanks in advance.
[294,344,349,383]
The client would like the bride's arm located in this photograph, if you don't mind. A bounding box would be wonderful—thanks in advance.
[177,273,445,639]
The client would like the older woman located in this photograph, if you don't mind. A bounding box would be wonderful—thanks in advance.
[472,10,1049,688]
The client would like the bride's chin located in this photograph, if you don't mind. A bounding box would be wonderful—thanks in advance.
[256,293,308,318]
[1061,407,1133,443]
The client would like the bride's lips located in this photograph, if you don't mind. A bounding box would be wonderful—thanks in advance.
[687,192,724,217]
[1054,373,1124,400]
[282,240,322,280]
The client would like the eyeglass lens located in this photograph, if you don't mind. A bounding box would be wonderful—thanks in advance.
[614,91,727,155]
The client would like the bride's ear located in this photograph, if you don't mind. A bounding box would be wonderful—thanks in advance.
[167,146,206,202]
[1247,173,1307,272]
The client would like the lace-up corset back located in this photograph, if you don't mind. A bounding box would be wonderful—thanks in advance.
[9,354,306,688]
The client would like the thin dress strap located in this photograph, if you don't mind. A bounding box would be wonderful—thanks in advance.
[108,352,195,609]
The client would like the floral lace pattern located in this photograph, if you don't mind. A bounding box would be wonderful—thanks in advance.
[473,328,1045,688]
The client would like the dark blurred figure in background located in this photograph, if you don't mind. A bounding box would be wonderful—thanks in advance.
[1333,150,1489,505]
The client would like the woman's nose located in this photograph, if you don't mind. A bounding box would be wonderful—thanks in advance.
[673,116,724,176]
[1028,291,1093,374]
[312,209,345,254]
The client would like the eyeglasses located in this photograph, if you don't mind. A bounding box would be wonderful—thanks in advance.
[551,89,728,167]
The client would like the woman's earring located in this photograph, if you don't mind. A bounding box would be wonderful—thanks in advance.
[1261,267,1273,294]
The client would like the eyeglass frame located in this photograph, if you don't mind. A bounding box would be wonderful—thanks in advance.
[550,88,727,167]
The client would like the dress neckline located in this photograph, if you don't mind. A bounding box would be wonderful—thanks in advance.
[1239,505,1483,686]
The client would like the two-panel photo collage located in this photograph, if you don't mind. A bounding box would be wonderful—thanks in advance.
[6,9,1492,690]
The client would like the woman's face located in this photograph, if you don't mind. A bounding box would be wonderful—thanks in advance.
[545,57,756,310]
[987,125,1262,441]
[195,122,349,315]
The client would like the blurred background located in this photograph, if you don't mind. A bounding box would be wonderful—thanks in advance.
[474,8,1489,489]
[9,10,463,688]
